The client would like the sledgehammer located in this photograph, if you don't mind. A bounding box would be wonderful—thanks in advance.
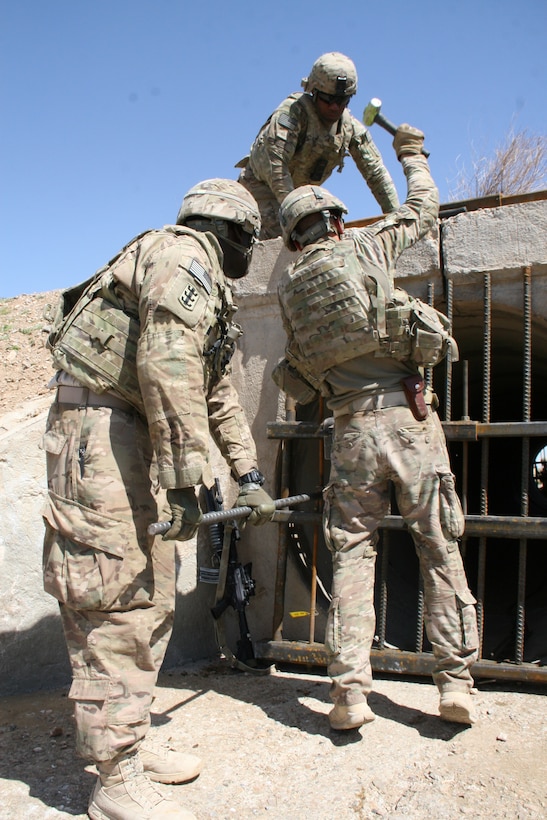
[363,97,430,158]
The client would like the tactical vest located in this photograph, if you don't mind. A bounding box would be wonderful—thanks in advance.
[46,227,239,415]
[241,93,352,187]
[279,238,390,381]
[280,239,458,386]
[46,234,146,414]
[286,94,351,186]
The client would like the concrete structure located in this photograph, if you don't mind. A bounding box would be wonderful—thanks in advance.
[1,197,546,696]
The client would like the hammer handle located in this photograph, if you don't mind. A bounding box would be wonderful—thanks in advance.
[375,112,430,158]
[375,111,397,137]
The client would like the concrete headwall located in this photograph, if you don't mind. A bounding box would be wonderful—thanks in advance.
[1,199,546,696]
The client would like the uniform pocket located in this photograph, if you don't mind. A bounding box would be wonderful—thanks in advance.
[330,430,362,472]
[41,429,67,455]
[43,526,122,610]
[438,470,465,540]
[69,678,150,727]
[42,427,76,500]
[457,590,479,651]
[396,421,429,446]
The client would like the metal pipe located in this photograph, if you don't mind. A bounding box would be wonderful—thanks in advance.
[254,640,547,685]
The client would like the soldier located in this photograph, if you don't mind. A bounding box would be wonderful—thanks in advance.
[275,126,479,731]
[41,179,275,819]
[236,51,399,239]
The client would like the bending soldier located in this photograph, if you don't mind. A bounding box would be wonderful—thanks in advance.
[236,51,399,239]
[42,179,275,820]
[275,126,479,731]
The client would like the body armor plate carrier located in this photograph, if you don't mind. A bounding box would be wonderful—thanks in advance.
[280,238,458,387]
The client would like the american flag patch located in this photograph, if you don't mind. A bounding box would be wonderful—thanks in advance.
[278,112,296,130]
[188,258,212,294]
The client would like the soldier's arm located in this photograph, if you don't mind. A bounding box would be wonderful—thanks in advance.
[364,150,439,273]
[136,239,213,489]
[206,371,258,481]
[349,117,400,213]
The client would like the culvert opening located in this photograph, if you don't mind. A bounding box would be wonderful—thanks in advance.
[280,301,547,667]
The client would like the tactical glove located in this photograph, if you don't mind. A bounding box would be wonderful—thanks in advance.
[163,487,203,541]
[393,124,425,159]
[235,483,276,526]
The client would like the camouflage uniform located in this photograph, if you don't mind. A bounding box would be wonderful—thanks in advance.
[42,224,258,763]
[277,150,479,708]
[237,92,399,239]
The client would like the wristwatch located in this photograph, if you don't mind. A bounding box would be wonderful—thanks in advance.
[238,469,265,487]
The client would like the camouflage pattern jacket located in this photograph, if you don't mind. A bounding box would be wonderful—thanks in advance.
[49,226,257,489]
[238,93,399,214]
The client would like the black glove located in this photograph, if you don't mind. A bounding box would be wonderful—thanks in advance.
[163,487,203,541]
[393,123,425,159]
[235,483,276,526]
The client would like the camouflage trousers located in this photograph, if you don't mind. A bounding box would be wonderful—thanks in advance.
[237,168,282,240]
[323,404,478,706]
[42,401,174,763]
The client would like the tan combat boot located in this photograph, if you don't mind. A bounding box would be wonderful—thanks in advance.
[329,699,376,730]
[139,744,202,784]
[439,691,477,725]
[88,753,196,820]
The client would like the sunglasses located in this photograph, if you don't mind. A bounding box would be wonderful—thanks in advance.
[315,91,352,107]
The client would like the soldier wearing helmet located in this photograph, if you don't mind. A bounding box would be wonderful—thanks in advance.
[42,179,275,820]
[275,127,479,732]
[236,52,399,239]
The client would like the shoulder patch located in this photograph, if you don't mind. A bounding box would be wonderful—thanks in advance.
[188,258,212,294]
[278,112,297,130]
[179,282,200,311]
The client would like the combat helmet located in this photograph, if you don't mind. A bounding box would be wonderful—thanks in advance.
[279,185,348,251]
[177,178,260,238]
[301,52,358,98]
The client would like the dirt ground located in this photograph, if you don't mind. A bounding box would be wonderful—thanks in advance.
[0,660,546,820]
[1,291,546,818]
[0,291,59,416]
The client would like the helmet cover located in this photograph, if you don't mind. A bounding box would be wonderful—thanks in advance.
[301,52,358,97]
[177,179,260,236]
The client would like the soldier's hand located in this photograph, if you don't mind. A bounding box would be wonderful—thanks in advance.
[236,483,276,526]
[393,124,425,159]
[163,487,203,541]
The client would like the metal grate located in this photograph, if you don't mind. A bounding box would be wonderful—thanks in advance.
[259,265,547,685]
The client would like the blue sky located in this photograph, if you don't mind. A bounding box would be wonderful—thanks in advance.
[1,0,545,298]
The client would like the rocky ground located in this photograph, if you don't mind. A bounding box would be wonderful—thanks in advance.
[0,291,59,416]
[0,290,546,819]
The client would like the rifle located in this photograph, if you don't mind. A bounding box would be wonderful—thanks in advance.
[200,478,268,672]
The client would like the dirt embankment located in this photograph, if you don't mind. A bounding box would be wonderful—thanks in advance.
[0,291,59,417]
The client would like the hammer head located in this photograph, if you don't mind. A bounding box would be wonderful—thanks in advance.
[363,97,382,127]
